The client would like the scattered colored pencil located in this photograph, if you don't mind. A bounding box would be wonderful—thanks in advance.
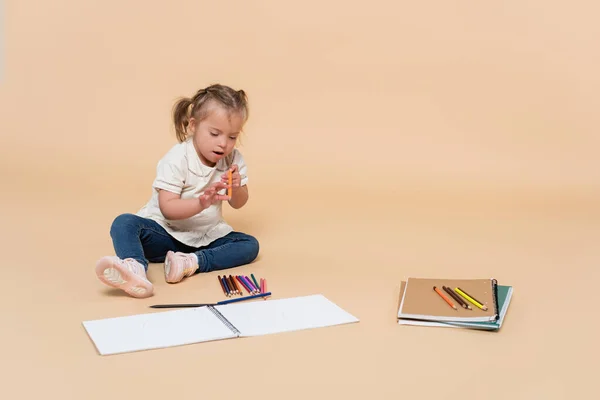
[218,273,268,297]
[236,275,252,294]
[221,276,231,296]
[443,285,471,310]
[217,275,227,296]
[251,274,260,291]
[433,286,457,310]
[454,287,488,311]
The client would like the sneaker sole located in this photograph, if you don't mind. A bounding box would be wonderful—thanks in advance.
[96,257,153,298]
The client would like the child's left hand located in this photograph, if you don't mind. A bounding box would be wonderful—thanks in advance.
[221,164,242,190]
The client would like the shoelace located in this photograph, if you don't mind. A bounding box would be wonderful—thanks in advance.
[123,258,144,277]
[178,253,197,276]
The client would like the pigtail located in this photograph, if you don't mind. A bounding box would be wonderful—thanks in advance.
[172,84,249,143]
[172,97,193,142]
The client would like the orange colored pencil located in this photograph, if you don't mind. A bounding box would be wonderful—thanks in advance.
[227,170,232,197]
[433,286,457,310]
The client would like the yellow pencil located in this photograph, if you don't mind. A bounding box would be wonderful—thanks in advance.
[454,287,488,311]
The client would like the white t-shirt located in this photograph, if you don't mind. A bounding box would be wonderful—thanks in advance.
[136,138,248,248]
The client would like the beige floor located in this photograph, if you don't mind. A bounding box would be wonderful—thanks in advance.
[2,1,600,399]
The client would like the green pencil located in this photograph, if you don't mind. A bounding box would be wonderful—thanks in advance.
[251,273,260,291]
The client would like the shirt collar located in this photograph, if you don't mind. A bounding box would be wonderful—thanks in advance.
[184,138,231,177]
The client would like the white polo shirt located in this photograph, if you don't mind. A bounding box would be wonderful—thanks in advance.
[136,138,248,248]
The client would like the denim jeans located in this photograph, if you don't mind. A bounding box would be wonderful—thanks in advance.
[109,213,259,273]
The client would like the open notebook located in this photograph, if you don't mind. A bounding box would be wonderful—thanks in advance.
[397,281,513,330]
[83,294,359,355]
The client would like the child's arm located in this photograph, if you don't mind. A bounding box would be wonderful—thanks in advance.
[158,181,229,220]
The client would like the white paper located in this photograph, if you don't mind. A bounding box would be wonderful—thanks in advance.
[215,294,359,337]
[82,306,236,355]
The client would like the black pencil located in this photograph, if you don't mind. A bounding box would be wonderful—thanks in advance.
[443,286,471,310]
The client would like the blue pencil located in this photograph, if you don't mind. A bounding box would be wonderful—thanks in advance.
[149,292,272,308]
[217,292,271,305]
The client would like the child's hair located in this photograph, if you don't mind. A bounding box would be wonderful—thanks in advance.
[172,83,249,142]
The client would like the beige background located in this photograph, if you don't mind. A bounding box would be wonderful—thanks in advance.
[1,1,599,398]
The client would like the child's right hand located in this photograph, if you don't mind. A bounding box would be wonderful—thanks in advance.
[198,181,230,209]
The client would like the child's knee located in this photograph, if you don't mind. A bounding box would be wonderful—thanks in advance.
[247,235,260,261]
[110,213,138,236]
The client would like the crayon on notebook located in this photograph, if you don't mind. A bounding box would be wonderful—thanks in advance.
[455,287,488,310]
[217,276,228,296]
[443,286,470,310]
[433,286,457,310]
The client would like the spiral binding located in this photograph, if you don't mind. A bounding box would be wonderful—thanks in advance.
[208,306,241,336]
[491,278,499,321]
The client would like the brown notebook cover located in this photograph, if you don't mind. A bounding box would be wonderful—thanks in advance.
[397,277,498,322]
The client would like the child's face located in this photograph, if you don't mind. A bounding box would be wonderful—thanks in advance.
[189,105,244,167]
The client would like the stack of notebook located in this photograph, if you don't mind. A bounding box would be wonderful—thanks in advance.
[397,277,513,331]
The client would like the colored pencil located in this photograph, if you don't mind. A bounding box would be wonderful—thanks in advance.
[433,286,457,310]
[240,275,255,293]
[236,275,252,294]
[227,170,232,197]
[218,292,271,305]
[230,275,241,295]
[443,285,471,310]
[260,278,264,293]
[217,275,228,296]
[222,276,231,296]
[454,287,488,311]
[248,275,259,293]
[251,274,260,291]
[227,275,238,295]
[150,292,272,308]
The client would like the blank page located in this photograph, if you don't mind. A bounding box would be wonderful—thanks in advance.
[82,307,237,355]
[215,294,359,337]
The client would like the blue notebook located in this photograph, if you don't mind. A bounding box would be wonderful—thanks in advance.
[397,282,513,331]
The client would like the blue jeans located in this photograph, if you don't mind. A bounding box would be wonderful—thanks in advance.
[109,213,259,273]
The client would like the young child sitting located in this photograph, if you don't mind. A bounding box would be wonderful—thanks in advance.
[95,83,259,298]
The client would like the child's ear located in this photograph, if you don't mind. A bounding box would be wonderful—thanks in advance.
[187,117,197,133]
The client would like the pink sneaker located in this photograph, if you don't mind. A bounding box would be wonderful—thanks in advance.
[164,251,199,283]
[95,256,154,298]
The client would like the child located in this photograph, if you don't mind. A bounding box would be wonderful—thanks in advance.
[95,84,260,298]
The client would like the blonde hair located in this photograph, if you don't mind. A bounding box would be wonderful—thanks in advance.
[172,83,249,142]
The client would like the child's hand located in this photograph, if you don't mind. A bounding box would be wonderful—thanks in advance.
[199,182,230,209]
[221,164,242,189]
